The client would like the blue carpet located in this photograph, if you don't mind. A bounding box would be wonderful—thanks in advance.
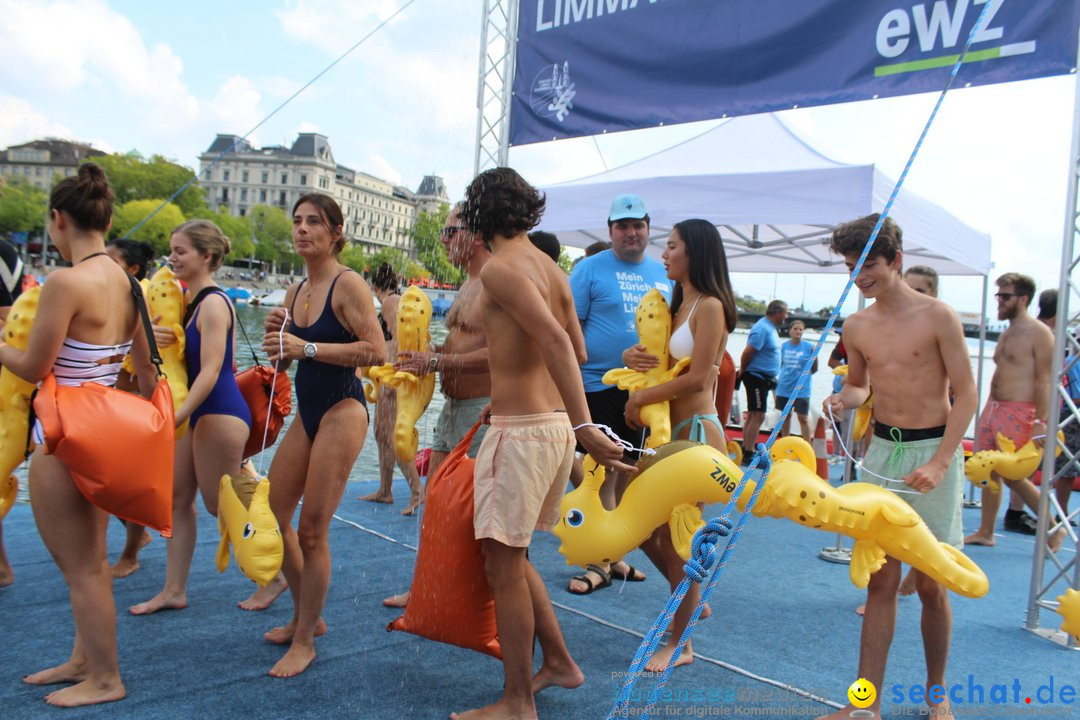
[1,471,1077,719]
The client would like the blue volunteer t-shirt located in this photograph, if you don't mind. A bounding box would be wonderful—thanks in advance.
[744,316,781,378]
[571,250,671,392]
[776,339,814,399]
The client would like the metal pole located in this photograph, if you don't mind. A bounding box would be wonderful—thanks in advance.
[472,0,492,178]
[1024,28,1080,648]
[966,273,989,507]
[497,0,519,167]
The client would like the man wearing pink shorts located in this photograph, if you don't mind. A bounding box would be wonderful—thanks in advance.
[964,273,1063,550]
[450,168,633,720]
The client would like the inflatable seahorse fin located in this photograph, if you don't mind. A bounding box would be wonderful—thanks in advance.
[216,472,283,586]
[996,433,1017,455]
[850,539,888,589]
[668,503,705,561]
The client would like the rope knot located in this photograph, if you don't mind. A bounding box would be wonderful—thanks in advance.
[684,516,733,582]
[752,442,772,475]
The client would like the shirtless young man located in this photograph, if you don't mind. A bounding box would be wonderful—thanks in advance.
[821,214,976,719]
[449,167,632,720]
[964,273,1063,550]
[382,203,492,608]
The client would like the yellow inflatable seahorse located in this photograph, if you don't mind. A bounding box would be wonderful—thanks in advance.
[965,432,1063,493]
[831,365,873,440]
[216,470,283,586]
[0,474,17,520]
[367,286,435,463]
[1057,588,1080,643]
[554,438,989,598]
[145,268,188,437]
[0,286,41,480]
[602,289,691,448]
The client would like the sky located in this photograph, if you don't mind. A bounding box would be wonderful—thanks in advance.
[0,0,1075,317]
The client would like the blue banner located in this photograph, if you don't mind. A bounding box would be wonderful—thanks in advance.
[510,0,1079,146]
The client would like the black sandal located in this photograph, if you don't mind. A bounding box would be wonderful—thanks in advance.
[567,564,612,595]
[609,563,646,582]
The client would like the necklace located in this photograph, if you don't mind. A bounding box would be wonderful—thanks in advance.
[76,251,109,264]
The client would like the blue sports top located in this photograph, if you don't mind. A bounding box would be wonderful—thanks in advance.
[776,339,815,399]
[744,316,781,378]
[184,288,252,429]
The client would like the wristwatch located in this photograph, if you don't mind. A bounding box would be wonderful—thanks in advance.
[303,342,318,359]
[428,354,440,371]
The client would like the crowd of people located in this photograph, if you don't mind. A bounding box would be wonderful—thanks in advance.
[0,162,1076,719]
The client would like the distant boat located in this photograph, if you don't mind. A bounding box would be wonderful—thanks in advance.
[253,288,287,307]
[224,286,254,305]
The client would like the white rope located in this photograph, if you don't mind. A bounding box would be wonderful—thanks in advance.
[824,408,920,495]
[255,308,288,477]
[572,422,657,457]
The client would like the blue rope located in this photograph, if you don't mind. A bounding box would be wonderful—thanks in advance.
[608,2,994,716]
[121,0,419,240]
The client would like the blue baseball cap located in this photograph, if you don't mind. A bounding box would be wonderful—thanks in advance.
[608,193,648,222]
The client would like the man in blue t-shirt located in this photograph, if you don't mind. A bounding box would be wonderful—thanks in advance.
[738,299,788,456]
[775,319,817,439]
[565,193,671,594]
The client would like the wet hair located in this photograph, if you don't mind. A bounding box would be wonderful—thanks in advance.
[461,168,545,245]
[172,219,231,272]
[528,231,560,263]
[108,238,155,280]
[996,272,1036,307]
[1038,289,1057,320]
[903,265,939,297]
[584,240,612,257]
[767,299,788,317]
[669,219,737,332]
[830,213,903,265]
[371,262,399,293]
[293,192,346,254]
[50,162,113,232]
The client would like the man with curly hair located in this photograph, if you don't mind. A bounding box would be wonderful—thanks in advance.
[450,167,634,720]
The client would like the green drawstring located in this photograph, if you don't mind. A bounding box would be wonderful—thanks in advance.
[887,426,904,473]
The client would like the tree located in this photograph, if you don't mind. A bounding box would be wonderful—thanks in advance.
[110,199,186,255]
[410,206,462,285]
[557,249,573,275]
[94,153,207,216]
[248,205,294,272]
[191,207,254,260]
[0,179,47,236]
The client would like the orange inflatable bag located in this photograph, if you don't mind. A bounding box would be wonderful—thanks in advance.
[388,422,501,658]
[236,365,292,458]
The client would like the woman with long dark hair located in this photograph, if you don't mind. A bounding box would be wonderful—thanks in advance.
[622,218,737,672]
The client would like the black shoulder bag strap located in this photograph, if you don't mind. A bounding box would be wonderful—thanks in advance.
[127,274,165,379]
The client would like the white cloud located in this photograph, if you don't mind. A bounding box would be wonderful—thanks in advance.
[274,0,405,56]
[0,96,75,148]
[210,76,265,142]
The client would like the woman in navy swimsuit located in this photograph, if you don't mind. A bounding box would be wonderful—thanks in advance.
[131,220,252,617]
[261,193,385,678]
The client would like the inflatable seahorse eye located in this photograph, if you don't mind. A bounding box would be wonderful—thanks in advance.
[216,471,283,586]
[965,431,1063,492]
[0,474,17,520]
[146,268,188,438]
[0,286,41,480]
[554,437,988,598]
[602,289,690,448]
[367,286,435,462]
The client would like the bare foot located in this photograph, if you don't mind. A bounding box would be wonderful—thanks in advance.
[268,644,316,678]
[24,660,87,685]
[110,557,140,578]
[359,492,393,504]
[700,603,711,620]
[929,695,951,717]
[401,494,421,516]
[898,569,918,596]
[819,706,868,720]
[1048,527,1066,553]
[964,532,995,547]
[129,591,187,615]
[451,699,536,720]
[855,604,866,616]
[532,661,584,694]
[263,617,326,645]
[43,678,125,707]
[644,641,693,672]
[238,574,287,611]
[382,591,409,608]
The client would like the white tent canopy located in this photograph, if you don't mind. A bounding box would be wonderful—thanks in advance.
[536,115,991,276]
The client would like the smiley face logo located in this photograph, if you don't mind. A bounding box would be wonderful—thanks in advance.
[848,678,876,709]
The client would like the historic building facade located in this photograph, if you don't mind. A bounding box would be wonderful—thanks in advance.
[0,139,106,190]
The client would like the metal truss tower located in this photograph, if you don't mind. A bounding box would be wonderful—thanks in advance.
[474,0,519,175]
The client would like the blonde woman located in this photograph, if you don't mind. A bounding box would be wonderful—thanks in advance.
[130,220,252,615]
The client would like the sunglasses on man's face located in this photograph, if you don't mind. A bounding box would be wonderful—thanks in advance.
[440,226,465,239]
[994,292,1019,300]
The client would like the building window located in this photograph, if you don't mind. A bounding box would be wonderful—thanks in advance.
[223,169,230,182]
[242,170,249,182]
[240,188,248,201]
[239,207,246,217]
[222,188,229,202]
[300,174,307,186]
[280,191,287,206]
[281,173,288,184]
[261,171,268,183]
[260,189,267,202]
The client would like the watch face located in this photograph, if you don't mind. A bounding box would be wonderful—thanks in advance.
[304,343,316,358]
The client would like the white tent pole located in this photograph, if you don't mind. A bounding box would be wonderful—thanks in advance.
[1023,27,1080,648]
[967,273,990,507]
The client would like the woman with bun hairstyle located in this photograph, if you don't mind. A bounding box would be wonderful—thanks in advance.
[105,238,157,578]
[130,220,252,615]
[4,163,156,706]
